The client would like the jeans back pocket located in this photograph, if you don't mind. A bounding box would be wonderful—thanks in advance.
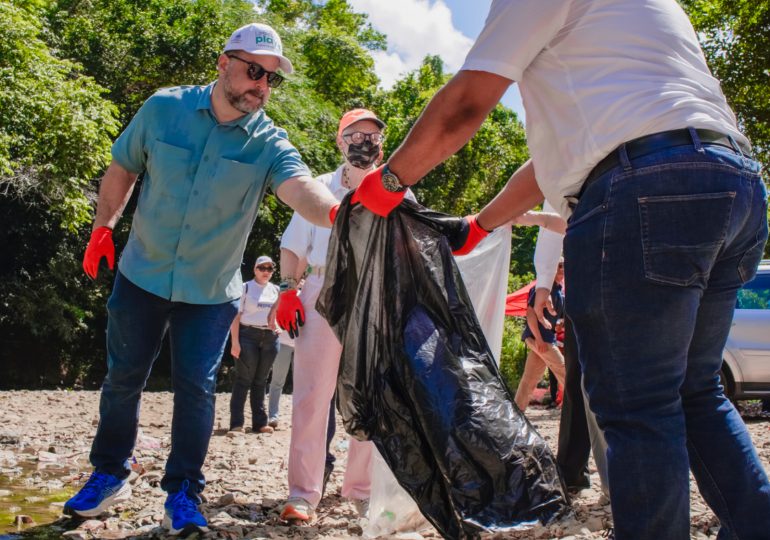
[639,191,736,287]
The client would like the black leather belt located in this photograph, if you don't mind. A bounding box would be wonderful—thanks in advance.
[579,128,751,198]
[240,324,272,330]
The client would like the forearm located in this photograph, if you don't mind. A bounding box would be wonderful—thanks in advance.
[230,314,241,341]
[276,176,338,228]
[476,160,544,230]
[279,248,303,283]
[515,211,567,234]
[388,70,512,185]
[93,161,139,230]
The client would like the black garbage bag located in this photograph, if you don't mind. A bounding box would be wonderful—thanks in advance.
[316,196,569,539]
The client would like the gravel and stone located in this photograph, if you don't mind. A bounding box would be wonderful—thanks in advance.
[1,390,768,539]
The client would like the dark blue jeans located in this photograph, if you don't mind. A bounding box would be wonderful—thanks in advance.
[90,272,237,497]
[564,140,770,539]
[229,326,279,430]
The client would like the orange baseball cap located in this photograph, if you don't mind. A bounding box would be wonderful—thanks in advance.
[337,109,386,139]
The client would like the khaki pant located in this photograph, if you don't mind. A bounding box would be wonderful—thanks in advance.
[514,338,566,412]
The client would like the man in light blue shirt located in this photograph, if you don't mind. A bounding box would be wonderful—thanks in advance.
[67,22,338,535]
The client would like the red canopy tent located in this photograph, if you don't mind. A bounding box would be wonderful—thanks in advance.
[505,280,536,317]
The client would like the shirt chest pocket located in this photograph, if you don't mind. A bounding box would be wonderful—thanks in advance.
[213,158,264,213]
[146,140,194,200]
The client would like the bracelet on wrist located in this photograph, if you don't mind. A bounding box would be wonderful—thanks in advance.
[279,278,298,292]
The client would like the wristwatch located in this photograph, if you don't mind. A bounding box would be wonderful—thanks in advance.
[381,164,407,193]
[279,278,298,292]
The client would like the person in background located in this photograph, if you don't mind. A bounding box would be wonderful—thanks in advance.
[514,259,566,412]
[66,22,339,535]
[352,1,770,534]
[267,326,295,429]
[267,275,304,429]
[229,255,280,434]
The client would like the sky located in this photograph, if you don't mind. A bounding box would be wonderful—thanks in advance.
[347,0,526,122]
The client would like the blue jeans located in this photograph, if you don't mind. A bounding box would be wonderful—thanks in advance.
[90,272,237,497]
[564,140,770,539]
[268,344,293,421]
[229,326,279,430]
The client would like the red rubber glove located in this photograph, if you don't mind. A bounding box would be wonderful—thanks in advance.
[350,165,406,217]
[451,215,491,256]
[83,226,115,279]
[329,203,340,225]
[276,290,305,339]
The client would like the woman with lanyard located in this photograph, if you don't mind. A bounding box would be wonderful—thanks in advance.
[229,255,281,434]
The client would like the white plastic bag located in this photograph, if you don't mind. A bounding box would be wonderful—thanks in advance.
[455,224,512,364]
[364,448,432,538]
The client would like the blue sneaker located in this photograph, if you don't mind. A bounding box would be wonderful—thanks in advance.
[163,481,208,536]
[63,471,131,517]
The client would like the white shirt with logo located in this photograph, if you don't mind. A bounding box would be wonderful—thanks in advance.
[238,280,280,327]
[462,0,748,219]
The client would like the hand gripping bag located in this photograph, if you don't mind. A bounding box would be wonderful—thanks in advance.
[317,197,568,539]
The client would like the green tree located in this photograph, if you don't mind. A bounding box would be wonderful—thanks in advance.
[46,0,257,124]
[0,1,120,231]
[681,0,770,169]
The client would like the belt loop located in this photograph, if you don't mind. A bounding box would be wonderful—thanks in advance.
[618,143,632,171]
[688,126,705,153]
[726,134,744,156]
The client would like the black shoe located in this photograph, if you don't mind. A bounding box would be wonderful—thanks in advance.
[321,464,333,498]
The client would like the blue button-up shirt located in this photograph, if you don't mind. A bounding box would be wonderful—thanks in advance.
[112,83,311,304]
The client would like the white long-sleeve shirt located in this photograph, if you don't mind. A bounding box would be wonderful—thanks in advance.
[533,200,564,289]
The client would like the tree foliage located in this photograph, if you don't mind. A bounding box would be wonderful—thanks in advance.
[681,0,770,169]
[46,0,257,125]
[0,1,120,231]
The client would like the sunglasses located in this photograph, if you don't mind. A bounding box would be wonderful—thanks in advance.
[342,132,385,145]
[256,265,275,272]
[226,54,284,88]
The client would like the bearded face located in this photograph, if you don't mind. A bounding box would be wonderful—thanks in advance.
[220,63,268,114]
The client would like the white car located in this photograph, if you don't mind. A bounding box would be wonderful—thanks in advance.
[721,260,770,400]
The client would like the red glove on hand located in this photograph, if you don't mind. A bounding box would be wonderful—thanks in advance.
[329,204,340,225]
[276,290,305,339]
[83,226,115,279]
[350,165,406,217]
[451,215,491,256]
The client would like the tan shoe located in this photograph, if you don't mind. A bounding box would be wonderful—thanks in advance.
[257,425,274,434]
[280,497,316,522]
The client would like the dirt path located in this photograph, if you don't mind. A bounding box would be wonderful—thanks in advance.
[1,390,768,539]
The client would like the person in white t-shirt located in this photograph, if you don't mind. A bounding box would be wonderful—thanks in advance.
[228,255,281,434]
[350,2,770,539]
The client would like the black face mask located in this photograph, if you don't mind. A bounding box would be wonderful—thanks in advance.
[346,142,381,169]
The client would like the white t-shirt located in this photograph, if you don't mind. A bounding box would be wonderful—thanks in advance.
[281,165,416,268]
[462,0,748,219]
[238,280,280,327]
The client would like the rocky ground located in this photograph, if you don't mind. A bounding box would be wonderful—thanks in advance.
[0,390,768,539]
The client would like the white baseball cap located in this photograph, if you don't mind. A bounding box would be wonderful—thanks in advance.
[254,255,275,267]
[224,23,294,74]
